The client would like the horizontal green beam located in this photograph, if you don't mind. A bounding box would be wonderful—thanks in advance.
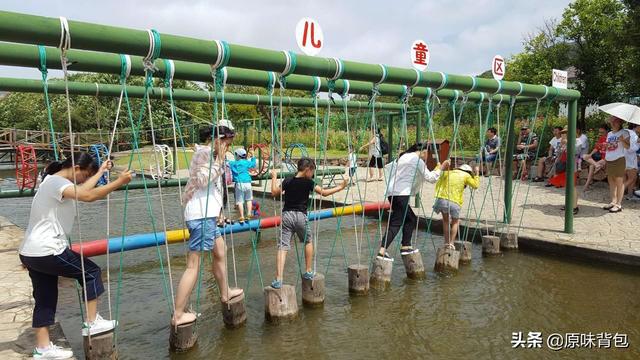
[0,168,345,199]
[0,42,528,104]
[0,10,580,100]
[0,77,403,110]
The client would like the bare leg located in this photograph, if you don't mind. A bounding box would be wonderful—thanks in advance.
[449,218,460,245]
[35,327,50,348]
[275,249,288,281]
[172,251,200,325]
[86,299,97,322]
[378,168,384,180]
[608,175,617,205]
[537,157,546,178]
[615,177,625,205]
[584,164,595,190]
[237,203,244,219]
[442,213,450,246]
[624,169,638,196]
[212,237,242,302]
[246,200,253,218]
[304,242,313,273]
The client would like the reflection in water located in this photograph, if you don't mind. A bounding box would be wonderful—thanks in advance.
[1,187,638,360]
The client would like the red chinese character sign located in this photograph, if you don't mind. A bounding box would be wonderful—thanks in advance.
[410,40,430,71]
[492,55,505,80]
[295,17,324,56]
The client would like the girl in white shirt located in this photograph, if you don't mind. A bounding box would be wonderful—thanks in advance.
[603,117,630,213]
[172,124,243,327]
[20,152,132,359]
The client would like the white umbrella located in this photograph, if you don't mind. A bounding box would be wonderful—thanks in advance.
[598,102,640,125]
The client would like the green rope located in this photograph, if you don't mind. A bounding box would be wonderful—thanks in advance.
[37,45,59,161]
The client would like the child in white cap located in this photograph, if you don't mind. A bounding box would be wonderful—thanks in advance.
[227,147,256,223]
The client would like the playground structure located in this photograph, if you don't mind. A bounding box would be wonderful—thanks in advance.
[0,10,583,358]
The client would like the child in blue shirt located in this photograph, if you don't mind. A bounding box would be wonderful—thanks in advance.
[228,148,256,223]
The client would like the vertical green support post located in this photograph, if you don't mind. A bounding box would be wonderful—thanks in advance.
[503,97,517,224]
[564,100,577,233]
[415,111,422,207]
[257,119,263,187]
[387,113,393,163]
[243,120,248,150]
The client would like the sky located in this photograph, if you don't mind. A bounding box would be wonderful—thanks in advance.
[0,0,574,80]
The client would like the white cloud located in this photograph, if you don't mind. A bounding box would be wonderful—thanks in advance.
[0,0,572,81]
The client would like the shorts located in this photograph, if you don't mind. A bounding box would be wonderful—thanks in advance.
[20,248,104,328]
[514,153,531,161]
[186,217,221,251]
[433,198,462,219]
[606,157,625,178]
[592,152,603,162]
[369,156,384,169]
[234,182,253,204]
[278,211,312,251]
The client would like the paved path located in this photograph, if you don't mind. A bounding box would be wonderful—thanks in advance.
[0,217,72,359]
[259,167,640,263]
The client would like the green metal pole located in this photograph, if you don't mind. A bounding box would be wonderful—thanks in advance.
[243,120,248,150]
[387,113,393,163]
[0,42,572,104]
[415,110,422,207]
[0,77,403,110]
[564,100,577,234]
[0,10,581,101]
[503,98,517,224]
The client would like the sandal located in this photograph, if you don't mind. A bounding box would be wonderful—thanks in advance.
[444,243,456,250]
[602,203,615,210]
[609,205,623,213]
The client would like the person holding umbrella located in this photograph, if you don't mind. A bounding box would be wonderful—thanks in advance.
[598,103,640,213]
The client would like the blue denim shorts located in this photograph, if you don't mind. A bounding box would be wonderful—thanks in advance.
[186,217,221,251]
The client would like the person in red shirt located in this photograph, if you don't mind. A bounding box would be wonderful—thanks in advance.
[582,125,609,191]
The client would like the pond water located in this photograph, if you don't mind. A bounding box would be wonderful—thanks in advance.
[0,186,638,360]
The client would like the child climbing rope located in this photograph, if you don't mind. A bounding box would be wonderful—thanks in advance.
[269,158,347,289]
[227,147,257,223]
[172,124,243,327]
[377,142,444,260]
[19,152,132,359]
[433,162,480,249]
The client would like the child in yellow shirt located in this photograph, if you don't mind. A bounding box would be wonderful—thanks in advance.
[433,163,480,248]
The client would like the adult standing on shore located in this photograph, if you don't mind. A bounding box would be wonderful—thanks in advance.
[360,128,386,182]
[603,116,630,213]
[19,153,132,359]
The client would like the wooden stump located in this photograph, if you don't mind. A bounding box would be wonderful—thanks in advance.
[500,232,519,250]
[454,241,472,264]
[370,257,393,289]
[434,246,459,272]
[264,285,298,323]
[222,292,247,329]
[301,273,325,307]
[348,264,369,295]
[401,250,426,279]
[482,235,501,256]
[169,321,198,352]
[83,331,118,359]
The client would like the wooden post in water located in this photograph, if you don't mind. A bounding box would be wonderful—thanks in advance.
[401,251,426,279]
[500,232,518,250]
[301,273,325,307]
[370,257,393,289]
[169,321,198,352]
[434,246,459,272]
[454,241,472,264]
[83,333,117,359]
[482,235,501,256]
[264,285,298,323]
[348,264,369,295]
[222,292,247,329]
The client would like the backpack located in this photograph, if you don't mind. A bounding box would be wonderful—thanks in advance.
[380,139,390,155]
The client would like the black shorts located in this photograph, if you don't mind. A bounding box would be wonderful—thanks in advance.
[369,156,384,169]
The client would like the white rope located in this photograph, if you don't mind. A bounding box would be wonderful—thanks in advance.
[492,79,503,95]
[411,69,422,88]
[540,85,549,100]
[436,72,447,90]
[375,64,387,85]
[143,30,158,71]
[516,82,524,96]
[468,76,477,92]
[281,50,292,76]
[212,40,225,69]
[311,76,321,94]
[58,17,71,51]
[342,80,350,98]
[328,58,343,81]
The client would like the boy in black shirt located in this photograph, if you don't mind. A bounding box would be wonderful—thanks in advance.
[270,158,347,289]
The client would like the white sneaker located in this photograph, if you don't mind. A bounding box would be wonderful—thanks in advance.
[82,313,117,337]
[33,342,74,359]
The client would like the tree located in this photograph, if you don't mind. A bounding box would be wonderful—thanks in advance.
[556,0,629,125]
